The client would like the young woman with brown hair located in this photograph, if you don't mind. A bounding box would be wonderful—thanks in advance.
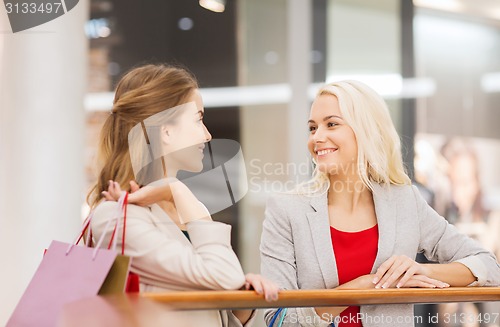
[88,63,278,327]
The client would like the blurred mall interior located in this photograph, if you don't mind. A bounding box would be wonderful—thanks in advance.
[1,0,500,326]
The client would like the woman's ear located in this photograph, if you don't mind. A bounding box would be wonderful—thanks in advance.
[161,125,171,146]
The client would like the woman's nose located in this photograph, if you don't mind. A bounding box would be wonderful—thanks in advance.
[204,124,212,142]
[312,126,325,143]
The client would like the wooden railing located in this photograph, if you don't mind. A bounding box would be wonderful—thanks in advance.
[143,287,500,310]
[59,288,500,327]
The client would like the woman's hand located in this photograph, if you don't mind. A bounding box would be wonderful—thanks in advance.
[232,274,279,325]
[103,179,211,223]
[398,275,450,288]
[373,255,448,289]
[337,273,448,290]
[316,271,449,323]
[102,179,172,206]
[243,273,279,302]
[337,274,376,289]
[102,180,138,201]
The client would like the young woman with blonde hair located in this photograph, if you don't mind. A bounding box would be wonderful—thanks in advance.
[88,63,278,327]
[260,80,500,327]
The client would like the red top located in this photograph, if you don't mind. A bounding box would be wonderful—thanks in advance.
[330,225,379,327]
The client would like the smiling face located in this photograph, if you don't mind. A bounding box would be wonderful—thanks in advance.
[164,89,212,174]
[307,94,358,178]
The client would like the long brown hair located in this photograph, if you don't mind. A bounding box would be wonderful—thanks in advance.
[87,64,198,208]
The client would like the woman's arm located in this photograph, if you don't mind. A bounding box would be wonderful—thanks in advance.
[230,274,279,326]
[102,180,172,206]
[315,272,449,322]
[413,185,500,286]
[421,262,475,286]
[102,180,279,324]
[92,202,245,290]
[313,275,375,322]
[261,195,314,327]
[103,179,210,223]
[372,186,500,289]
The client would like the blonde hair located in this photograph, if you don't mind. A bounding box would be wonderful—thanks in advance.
[86,64,198,208]
[297,80,411,195]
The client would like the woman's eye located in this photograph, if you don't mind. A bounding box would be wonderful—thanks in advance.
[308,126,316,132]
[327,122,338,127]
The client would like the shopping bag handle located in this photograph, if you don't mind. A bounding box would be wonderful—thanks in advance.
[93,191,127,259]
[74,212,94,247]
[65,210,98,255]
[65,212,115,259]
[107,192,128,255]
[66,192,128,260]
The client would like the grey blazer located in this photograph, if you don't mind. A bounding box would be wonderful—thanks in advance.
[260,183,500,327]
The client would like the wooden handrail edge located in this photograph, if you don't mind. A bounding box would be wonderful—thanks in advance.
[140,287,500,310]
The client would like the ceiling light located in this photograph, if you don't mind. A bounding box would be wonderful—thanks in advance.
[481,72,500,93]
[199,0,225,13]
[178,17,194,31]
[413,0,464,13]
[487,8,500,21]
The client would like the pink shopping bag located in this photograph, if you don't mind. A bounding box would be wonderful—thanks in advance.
[7,232,117,326]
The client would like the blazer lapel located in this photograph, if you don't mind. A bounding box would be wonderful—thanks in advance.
[306,192,339,289]
[370,183,398,272]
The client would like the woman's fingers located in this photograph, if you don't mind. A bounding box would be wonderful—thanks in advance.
[376,261,404,288]
[102,180,120,201]
[245,274,263,294]
[101,191,114,201]
[244,274,279,302]
[373,256,449,289]
[404,279,437,288]
[102,180,133,202]
[400,275,449,289]
[130,180,140,193]
[375,255,420,289]
[375,256,407,288]
[260,278,279,301]
[395,265,419,288]
[113,181,122,195]
[373,256,395,284]
[108,181,121,199]
[401,275,450,288]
